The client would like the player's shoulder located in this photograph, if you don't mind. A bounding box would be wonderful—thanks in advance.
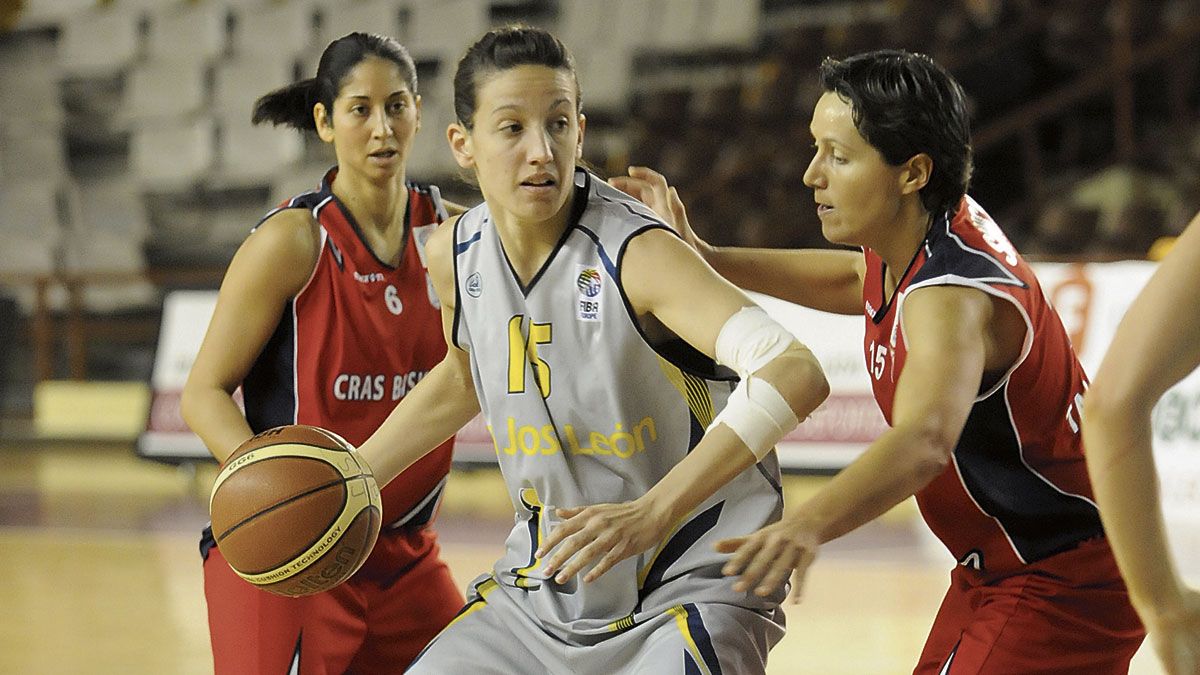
[425,213,460,254]
[249,206,321,262]
[914,197,1024,288]
[586,173,666,229]
[576,173,674,261]
[219,207,320,300]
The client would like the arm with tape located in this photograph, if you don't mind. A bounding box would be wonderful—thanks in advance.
[708,306,816,460]
[536,229,829,585]
[538,302,829,584]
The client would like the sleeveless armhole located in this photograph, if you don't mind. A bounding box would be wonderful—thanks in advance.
[254,204,326,301]
[427,183,450,222]
[611,224,738,382]
[897,280,1034,401]
[292,206,328,300]
[450,215,465,351]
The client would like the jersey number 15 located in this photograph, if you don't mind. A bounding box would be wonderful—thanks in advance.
[508,314,552,398]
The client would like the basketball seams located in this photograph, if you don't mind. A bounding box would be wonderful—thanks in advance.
[209,424,382,596]
[236,478,379,586]
[210,443,368,500]
[212,477,347,545]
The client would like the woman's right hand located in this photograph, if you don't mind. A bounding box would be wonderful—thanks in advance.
[609,166,708,254]
[713,514,821,603]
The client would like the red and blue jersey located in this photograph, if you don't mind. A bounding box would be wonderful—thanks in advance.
[862,196,1104,576]
[242,167,453,533]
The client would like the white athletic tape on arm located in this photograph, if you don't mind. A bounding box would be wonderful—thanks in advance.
[710,306,801,460]
[714,306,794,377]
[709,376,799,460]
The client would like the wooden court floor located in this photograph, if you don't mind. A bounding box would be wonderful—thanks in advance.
[0,441,1169,674]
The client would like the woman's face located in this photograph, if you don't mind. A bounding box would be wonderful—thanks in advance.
[802,91,911,247]
[316,56,420,183]
[450,64,584,228]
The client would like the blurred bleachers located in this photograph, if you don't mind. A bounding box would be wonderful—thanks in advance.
[1,0,1199,421]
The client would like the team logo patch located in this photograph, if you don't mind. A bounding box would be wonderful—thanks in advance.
[576,268,602,297]
[576,265,602,322]
[466,272,482,298]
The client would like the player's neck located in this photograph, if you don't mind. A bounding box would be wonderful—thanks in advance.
[332,171,410,265]
[878,199,931,283]
[333,172,409,233]
[490,193,575,286]
[876,203,933,290]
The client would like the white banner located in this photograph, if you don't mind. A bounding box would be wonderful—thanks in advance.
[137,290,223,461]
[139,265,1200,512]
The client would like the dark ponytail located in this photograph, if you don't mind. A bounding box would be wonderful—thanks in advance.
[252,78,320,131]
[251,32,418,132]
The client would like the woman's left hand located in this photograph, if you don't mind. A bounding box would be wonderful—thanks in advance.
[537,499,665,584]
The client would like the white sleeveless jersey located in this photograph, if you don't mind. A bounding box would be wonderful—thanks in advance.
[451,169,785,644]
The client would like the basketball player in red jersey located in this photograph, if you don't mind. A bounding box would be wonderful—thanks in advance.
[616,50,1146,673]
[181,33,466,674]
[1084,212,1200,675]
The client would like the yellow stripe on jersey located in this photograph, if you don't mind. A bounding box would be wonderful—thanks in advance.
[669,604,713,675]
[512,487,545,586]
[443,577,498,630]
[606,612,637,633]
[637,511,690,588]
[637,361,718,586]
[655,357,715,428]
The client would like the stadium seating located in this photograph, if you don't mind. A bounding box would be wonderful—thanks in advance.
[56,6,141,80]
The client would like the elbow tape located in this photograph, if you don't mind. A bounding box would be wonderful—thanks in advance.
[710,306,802,459]
[709,376,799,460]
[714,306,795,377]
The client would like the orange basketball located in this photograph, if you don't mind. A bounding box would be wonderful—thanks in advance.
[208,425,381,597]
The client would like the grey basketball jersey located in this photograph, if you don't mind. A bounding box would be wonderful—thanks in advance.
[452,169,785,644]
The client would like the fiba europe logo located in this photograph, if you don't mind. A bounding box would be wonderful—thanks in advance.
[576,266,602,322]
[576,268,602,297]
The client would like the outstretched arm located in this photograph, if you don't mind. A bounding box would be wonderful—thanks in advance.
[537,228,829,584]
[716,285,1022,599]
[356,217,481,486]
[610,166,865,315]
[1083,216,1200,675]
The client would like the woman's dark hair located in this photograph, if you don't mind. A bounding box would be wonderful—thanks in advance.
[452,25,579,130]
[819,50,973,215]
[252,32,418,132]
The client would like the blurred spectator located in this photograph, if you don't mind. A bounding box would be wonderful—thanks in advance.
[1030,203,1100,256]
[1070,163,1188,246]
[1095,202,1169,257]
[1042,0,1110,75]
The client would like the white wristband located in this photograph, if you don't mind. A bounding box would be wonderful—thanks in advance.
[709,376,799,460]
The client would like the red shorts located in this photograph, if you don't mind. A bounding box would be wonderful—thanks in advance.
[914,537,1145,674]
[204,528,465,675]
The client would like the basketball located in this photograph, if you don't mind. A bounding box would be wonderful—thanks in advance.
[208,425,382,597]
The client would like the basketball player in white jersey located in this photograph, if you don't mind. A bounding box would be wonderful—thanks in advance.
[354,25,830,674]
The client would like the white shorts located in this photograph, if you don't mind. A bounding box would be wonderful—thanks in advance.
[407,574,786,674]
